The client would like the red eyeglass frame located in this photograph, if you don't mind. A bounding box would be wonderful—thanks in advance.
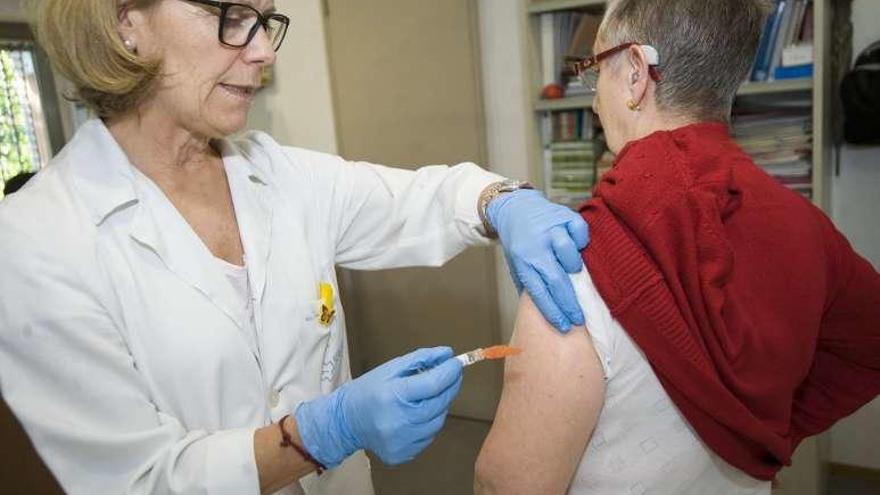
[572,42,662,83]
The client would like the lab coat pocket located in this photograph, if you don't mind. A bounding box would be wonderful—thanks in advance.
[299,297,334,337]
[316,292,347,392]
[297,294,345,394]
[303,298,337,326]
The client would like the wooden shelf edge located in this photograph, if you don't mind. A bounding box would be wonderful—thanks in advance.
[534,95,594,111]
[737,79,813,96]
[828,463,880,484]
[528,0,606,14]
[532,79,813,112]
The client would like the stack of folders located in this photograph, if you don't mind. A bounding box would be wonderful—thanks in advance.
[544,110,596,207]
[751,0,814,82]
[549,141,595,193]
[733,110,813,199]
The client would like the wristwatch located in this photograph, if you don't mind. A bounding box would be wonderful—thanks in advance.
[478,179,534,239]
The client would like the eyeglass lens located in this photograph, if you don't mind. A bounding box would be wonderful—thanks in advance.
[578,69,599,92]
[221,4,287,51]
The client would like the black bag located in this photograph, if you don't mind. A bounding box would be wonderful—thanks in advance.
[842,40,880,145]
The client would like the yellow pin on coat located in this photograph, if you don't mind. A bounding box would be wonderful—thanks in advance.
[319,282,336,326]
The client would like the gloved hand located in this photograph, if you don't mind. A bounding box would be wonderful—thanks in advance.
[487,188,589,332]
[294,347,463,468]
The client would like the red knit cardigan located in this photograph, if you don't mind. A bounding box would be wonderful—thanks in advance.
[579,122,880,480]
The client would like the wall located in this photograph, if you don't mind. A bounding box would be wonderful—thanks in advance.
[476,0,533,341]
[827,0,880,471]
[247,0,338,154]
[269,0,540,342]
[831,0,880,268]
[0,0,24,22]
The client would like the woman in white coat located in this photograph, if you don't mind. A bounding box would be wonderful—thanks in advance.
[0,1,590,494]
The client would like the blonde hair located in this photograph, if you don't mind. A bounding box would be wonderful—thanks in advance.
[27,0,161,118]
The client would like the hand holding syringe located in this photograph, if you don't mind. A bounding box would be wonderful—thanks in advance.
[295,345,522,469]
[409,345,522,375]
[454,345,522,367]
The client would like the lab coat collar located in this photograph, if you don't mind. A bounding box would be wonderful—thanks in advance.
[67,120,273,226]
[127,176,253,337]
[66,120,140,225]
[67,120,273,354]
[124,138,274,338]
[215,135,272,188]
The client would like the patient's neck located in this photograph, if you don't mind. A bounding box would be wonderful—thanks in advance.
[626,105,724,147]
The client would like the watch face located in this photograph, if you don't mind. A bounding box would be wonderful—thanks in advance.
[499,180,529,192]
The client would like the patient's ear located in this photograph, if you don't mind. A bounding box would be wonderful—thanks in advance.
[626,45,651,108]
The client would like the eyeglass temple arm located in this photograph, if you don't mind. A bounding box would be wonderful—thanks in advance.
[570,45,661,80]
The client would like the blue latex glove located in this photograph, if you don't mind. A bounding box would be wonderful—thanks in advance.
[487,188,589,332]
[294,347,463,468]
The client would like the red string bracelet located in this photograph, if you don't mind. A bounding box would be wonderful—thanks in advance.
[278,414,326,475]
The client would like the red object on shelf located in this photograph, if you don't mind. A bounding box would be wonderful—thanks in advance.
[541,83,564,100]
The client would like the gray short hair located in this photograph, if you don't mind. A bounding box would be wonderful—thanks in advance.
[599,0,772,122]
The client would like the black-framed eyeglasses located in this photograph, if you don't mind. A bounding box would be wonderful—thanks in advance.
[183,0,290,52]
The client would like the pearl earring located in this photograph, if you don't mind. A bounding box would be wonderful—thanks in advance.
[123,39,136,53]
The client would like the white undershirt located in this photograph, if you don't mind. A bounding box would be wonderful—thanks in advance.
[568,269,771,495]
[215,257,259,358]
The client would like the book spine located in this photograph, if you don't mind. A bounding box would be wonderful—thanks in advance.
[753,0,786,81]
[768,0,793,81]
[774,63,813,79]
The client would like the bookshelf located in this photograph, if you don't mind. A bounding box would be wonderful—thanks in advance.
[738,78,813,95]
[535,79,813,112]
[525,0,834,211]
[528,0,606,14]
[534,95,594,112]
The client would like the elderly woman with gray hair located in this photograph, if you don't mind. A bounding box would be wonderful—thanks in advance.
[475,0,880,494]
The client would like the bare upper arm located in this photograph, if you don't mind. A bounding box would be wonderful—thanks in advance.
[475,293,605,495]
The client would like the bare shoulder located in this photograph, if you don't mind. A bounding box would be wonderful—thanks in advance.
[475,294,605,495]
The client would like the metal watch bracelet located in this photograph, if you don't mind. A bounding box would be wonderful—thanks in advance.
[478,180,534,239]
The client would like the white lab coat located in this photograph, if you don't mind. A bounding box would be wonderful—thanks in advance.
[0,120,502,494]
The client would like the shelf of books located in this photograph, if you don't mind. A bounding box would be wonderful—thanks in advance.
[540,109,603,206]
[528,0,829,209]
[733,105,814,199]
[534,95,594,112]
